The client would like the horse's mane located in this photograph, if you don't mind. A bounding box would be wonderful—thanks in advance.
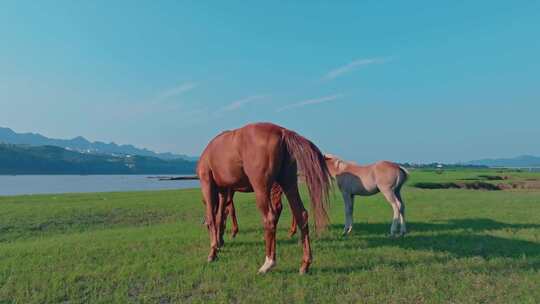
[325,154,349,172]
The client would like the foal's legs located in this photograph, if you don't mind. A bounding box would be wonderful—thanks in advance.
[381,189,401,237]
[342,192,354,235]
[395,190,406,235]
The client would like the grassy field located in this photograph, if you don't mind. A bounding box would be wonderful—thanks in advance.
[1,169,539,303]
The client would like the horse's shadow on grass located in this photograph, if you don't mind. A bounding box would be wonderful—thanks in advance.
[329,218,540,236]
[323,232,540,259]
[310,232,540,274]
[324,218,540,256]
[226,218,540,274]
[237,217,539,236]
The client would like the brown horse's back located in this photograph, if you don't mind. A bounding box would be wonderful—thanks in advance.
[198,123,285,190]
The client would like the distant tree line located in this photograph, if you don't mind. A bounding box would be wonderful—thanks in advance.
[399,162,488,169]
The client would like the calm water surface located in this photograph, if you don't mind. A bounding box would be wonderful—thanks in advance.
[0,175,200,196]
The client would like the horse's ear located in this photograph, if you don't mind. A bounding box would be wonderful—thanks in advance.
[337,160,346,172]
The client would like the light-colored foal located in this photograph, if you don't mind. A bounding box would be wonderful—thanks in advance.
[324,154,409,236]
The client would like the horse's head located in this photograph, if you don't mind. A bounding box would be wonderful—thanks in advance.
[323,154,345,176]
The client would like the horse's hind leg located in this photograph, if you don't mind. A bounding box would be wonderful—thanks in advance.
[278,167,312,274]
[381,189,400,237]
[252,184,279,274]
[271,183,283,223]
[269,183,296,238]
[395,190,406,235]
[272,185,283,236]
[282,184,312,274]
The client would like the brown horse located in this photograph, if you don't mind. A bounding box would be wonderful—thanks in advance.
[216,183,290,242]
[197,122,331,274]
[219,183,301,243]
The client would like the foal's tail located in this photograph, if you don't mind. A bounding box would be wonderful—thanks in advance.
[397,165,410,188]
[283,129,332,231]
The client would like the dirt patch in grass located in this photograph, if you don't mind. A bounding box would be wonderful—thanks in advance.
[497,181,540,190]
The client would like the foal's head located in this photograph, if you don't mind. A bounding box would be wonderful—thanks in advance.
[323,154,346,176]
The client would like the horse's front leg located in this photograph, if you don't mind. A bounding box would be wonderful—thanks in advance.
[227,201,239,238]
[200,176,219,262]
[342,192,354,235]
[216,191,227,248]
[288,216,297,238]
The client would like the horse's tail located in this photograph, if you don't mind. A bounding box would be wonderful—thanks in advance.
[397,165,410,187]
[282,129,332,231]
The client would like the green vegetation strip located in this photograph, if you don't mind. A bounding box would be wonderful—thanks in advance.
[0,170,539,303]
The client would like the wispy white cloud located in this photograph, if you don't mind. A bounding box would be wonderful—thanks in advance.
[324,57,389,80]
[221,95,266,112]
[114,82,198,119]
[276,94,343,112]
[155,82,198,101]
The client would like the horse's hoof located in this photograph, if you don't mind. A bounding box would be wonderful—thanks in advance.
[257,258,276,274]
[231,230,238,239]
[257,268,272,275]
[299,266,309,275]
[289,230,296,238]
[207,247,218,262]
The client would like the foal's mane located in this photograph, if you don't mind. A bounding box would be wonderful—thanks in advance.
[325,154,350,172]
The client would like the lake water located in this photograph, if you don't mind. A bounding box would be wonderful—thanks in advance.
[0,175,200,196]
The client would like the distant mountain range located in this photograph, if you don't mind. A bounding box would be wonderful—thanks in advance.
[0,127,197,161]
[466,155,540,167]
[2,126,538,171]
[0,143,196,174]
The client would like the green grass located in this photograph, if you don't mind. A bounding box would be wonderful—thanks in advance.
[1,170,539,303]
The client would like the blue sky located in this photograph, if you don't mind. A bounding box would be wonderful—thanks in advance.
[1,1,539,163]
